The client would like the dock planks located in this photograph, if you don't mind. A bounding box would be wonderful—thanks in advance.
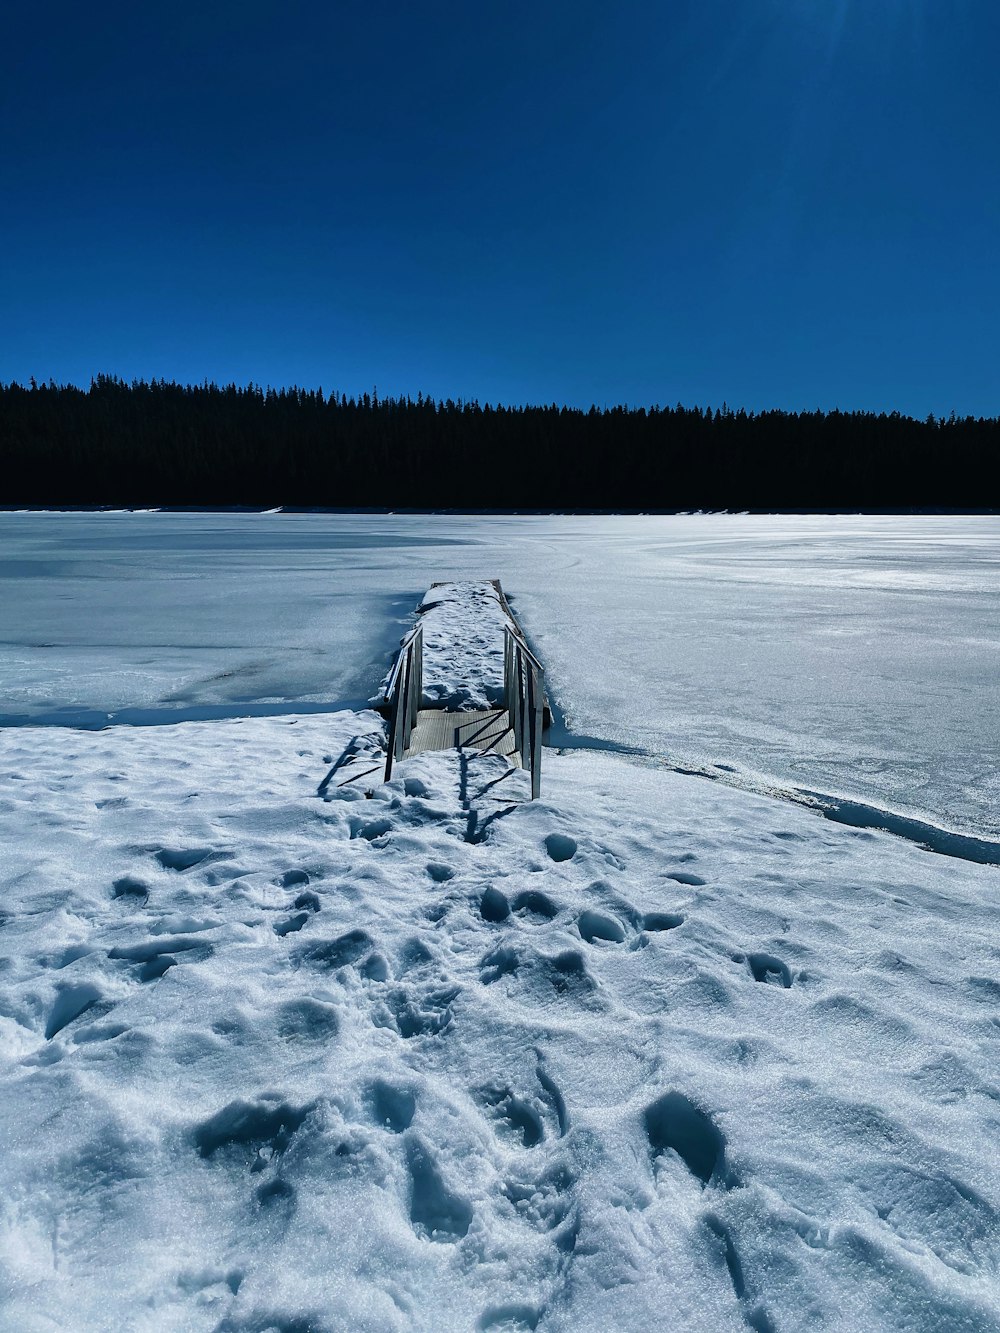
[406,708,521,765]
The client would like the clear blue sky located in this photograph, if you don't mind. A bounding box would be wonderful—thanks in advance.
[2,1,998,416]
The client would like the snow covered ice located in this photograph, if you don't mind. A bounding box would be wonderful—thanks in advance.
[1,513,999,1331]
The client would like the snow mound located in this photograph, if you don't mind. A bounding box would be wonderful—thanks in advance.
[0,714,998,1331]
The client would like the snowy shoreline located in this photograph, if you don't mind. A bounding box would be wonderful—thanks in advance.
[1,710,998,1331]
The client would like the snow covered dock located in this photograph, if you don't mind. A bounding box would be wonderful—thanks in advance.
[380,582,546,798]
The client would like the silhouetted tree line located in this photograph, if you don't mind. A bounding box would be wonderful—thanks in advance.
[0,376,995,510]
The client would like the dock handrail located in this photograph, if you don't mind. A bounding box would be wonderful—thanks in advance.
[504,622,544,799]
[384,622,423,782]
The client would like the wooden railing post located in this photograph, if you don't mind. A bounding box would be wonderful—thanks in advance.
[530,664,543,800]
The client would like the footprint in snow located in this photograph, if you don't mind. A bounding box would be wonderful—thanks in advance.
[111,876,149,908]
[478,1304,542,1331]
[511,890,559,922]
[544,833,577,863]
[642,912,684,933]
[275,997,340,1043]
[406,1137,472,1242]
[153,847,219,872]
[478,1084,545,1148]
[375,984,458,1038]
[480,886,510,923]
[577,909,626,945]
[274,912,310,937]
[109,935,212,982]
[193,1096,312,1169]
[350,817,393,842]
[644,1090,731,1189]
[667,870,706,887]
[733,952,792,988]
[293,929,374,971]
[365,1079,416,1132]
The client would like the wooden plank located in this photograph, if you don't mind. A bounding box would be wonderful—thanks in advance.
[405,708,521,765]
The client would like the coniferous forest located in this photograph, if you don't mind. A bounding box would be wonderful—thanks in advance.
[0,377,996,511]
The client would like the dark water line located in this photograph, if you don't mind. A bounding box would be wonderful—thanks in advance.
[794,792,1000,867]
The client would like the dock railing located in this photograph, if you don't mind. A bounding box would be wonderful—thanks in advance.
[384,622,423,782]
[504,622,544,799]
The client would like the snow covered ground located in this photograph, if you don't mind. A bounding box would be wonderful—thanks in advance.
[1,712,998,1332]
[1,512,997,837]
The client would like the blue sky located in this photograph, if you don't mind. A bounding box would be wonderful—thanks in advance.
[2,0,998,415]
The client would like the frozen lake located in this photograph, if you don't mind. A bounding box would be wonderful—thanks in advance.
[1,511,997,837]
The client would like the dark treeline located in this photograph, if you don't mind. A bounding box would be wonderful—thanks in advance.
[1,376,996,510]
